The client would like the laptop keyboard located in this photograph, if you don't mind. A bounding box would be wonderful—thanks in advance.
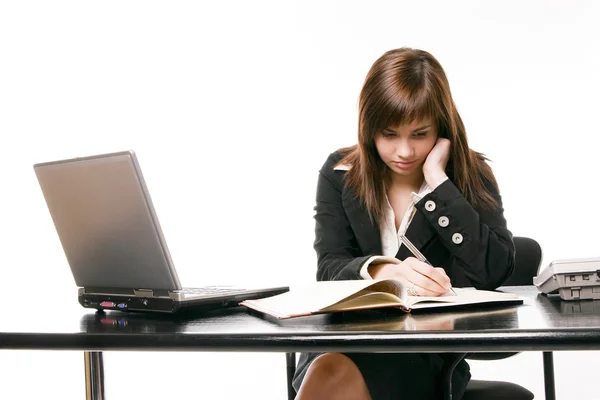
[181,286,245,296]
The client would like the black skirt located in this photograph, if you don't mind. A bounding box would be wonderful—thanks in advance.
[292,352,471,400]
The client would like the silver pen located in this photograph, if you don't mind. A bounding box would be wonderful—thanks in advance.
[399,235,457,295]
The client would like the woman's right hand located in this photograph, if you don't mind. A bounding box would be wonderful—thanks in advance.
[368,257,452,297]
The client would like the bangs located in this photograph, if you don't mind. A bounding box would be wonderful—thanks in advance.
[368,82,439,134]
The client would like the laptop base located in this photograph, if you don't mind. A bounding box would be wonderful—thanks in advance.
[79,287,288,314]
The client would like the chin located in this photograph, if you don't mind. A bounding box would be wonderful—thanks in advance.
[389,164,422,176]
[391,168,415,176]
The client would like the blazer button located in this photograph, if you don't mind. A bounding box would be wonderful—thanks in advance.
[438,216,449,227]
[425,200,436,211]
[452,233,463,244]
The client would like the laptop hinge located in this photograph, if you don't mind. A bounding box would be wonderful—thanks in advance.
[135,288,172,298]
[134,289,154,296]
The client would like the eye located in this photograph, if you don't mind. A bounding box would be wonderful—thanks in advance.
[381,131,397,138]
[412,131,428,138]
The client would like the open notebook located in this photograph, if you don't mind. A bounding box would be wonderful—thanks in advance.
[240,279,523,319]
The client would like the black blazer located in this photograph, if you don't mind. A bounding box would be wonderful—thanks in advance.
[313,151,515,290]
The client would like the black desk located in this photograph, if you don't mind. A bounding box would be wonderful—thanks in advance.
[2,286,600,400]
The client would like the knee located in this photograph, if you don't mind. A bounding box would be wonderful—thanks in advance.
[306,353,362,387]
[297,353,370,400]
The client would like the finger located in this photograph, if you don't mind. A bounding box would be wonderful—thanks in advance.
[402,264,450,296]
[402,267,448,296]
[382,261,449,296]
[410,282,446,297]
[404,258,452,290]
[433,267,452,286]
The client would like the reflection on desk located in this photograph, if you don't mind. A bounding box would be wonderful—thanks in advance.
[81,303,522,335]
[535,293,600,328]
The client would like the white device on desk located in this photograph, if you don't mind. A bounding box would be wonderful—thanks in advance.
[534,257,600,300]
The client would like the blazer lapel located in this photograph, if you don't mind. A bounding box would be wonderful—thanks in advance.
[340,185,437,259]
[341,187,382,255]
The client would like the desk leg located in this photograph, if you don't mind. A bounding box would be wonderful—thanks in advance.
[543,351,556,400]
[286,353,297,400]
[84,351,105,400]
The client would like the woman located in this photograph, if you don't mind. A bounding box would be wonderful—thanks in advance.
[292,48,515,400]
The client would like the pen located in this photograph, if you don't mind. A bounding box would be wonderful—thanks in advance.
[399,235,457,295]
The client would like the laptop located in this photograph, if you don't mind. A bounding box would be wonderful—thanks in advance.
[34,150,289,314]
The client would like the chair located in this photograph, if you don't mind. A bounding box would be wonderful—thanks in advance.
[284,236,543,400]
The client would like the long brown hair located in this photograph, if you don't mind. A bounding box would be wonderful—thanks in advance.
[338,47,499,223]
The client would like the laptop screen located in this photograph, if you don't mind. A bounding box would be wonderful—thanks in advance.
[34,151,182,291]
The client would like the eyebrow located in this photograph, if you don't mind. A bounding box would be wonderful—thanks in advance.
[411,124,432,133]
[384,124,432,133]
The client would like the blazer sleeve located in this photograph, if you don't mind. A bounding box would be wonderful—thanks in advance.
[313,154,373,281]
[415,177,515,290]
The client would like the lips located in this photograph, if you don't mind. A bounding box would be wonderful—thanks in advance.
[393,160,416,169]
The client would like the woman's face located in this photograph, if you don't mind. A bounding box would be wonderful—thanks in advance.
[374,117,439,179]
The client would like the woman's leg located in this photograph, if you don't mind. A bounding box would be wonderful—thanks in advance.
[295,352,371,400]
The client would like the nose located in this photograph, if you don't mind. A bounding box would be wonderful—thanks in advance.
[396,139,414,159]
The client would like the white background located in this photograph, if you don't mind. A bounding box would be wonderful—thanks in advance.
[1,0,599,398]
